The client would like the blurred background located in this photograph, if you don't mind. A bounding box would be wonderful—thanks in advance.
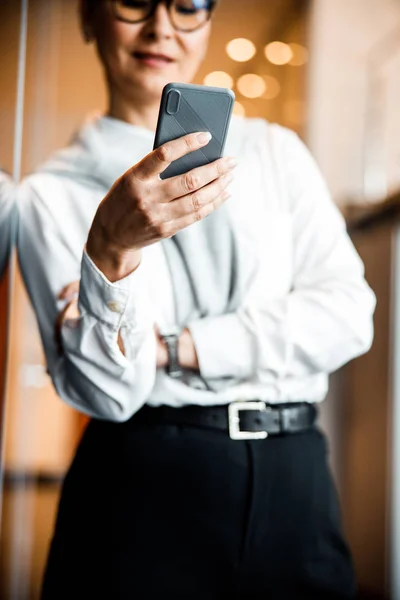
[1,0,400,598]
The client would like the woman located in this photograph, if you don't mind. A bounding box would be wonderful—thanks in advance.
[18,0,376,597]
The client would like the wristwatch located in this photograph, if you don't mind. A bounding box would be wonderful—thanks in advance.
[160,328,183,378]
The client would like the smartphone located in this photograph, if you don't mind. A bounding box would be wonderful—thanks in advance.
[153,82,235,180]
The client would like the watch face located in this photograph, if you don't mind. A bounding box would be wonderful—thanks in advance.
[161,326,181,338]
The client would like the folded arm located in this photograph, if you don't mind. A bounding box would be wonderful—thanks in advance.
[17,184,157,422]
[186,129,376,383]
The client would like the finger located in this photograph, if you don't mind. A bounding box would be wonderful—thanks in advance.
[165,171,234,221]
[133,132,212,180]
[118,332,125,355]
[58,281,80,301]
[64,299,80,320]
[55,299,80,355]
[58,281,79,299]
[159,155,237,203]
[55,301,74,355]
[55,305,68,355]
[163,189,231,238]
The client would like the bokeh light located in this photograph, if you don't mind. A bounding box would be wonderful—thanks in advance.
[203,71,234,89]
[264,41,293,66]
[226,38,256,62]
[232,101,246,117]
[261,75,281,100]
[289,43,309,66]
[237,74,266,99]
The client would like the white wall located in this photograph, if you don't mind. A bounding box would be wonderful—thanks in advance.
[307,2,400,596]
[306,0,400,485]
[307,0,400,205]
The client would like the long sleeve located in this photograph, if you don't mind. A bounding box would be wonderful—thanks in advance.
[0,170,16,277]
[187,128,376,383]
[17,181,156,421]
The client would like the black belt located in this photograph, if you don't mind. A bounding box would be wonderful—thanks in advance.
[135,401,317,440]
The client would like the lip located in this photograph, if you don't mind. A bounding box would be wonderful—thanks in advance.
[133,51,175,67]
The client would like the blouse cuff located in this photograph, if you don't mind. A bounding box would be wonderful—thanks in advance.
[79,249,148,331]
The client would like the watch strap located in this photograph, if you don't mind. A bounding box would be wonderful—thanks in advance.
[162,333,183,378]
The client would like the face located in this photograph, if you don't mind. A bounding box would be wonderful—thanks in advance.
[83,0,213,104]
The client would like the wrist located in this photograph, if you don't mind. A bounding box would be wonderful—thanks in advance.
[156,333,169,369]
[87,223,141,283]
[178,328,199,371]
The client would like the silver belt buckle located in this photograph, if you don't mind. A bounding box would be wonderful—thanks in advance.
[228,401,269,440]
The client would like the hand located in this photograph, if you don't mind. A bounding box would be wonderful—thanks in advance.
[56,280,127,356]
[155,326,168,369]
[86,132,237,282]
[56,281,80,355]
[178,328,200,371]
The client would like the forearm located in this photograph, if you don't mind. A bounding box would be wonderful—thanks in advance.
[179,328,200,370]
[59,315,157,421]
[187,277,375,383]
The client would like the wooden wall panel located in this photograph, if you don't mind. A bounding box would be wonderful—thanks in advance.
[341,220,394,598]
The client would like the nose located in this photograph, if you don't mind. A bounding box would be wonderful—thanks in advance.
[142,2,175,40]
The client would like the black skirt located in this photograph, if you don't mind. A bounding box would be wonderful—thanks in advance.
[41,406,356,599]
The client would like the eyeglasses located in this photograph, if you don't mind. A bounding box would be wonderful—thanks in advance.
[111,0,216,33]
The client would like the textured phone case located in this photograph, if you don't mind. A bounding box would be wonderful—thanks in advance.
[153,82,235,179]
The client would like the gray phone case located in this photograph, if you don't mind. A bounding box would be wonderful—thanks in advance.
[153,82,235,180]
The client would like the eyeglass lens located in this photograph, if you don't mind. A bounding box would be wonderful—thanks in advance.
[113,0,213,31]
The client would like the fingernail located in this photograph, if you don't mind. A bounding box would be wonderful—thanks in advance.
[222,190,231,200]
[197,132,212,144]
[225,157,238,169]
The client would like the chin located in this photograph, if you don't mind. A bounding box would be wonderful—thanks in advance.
[129,72,183,100]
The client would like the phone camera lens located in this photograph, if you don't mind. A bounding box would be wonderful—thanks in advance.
[166,90,181,115]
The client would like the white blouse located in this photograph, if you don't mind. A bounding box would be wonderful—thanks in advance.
[17,115,376,421]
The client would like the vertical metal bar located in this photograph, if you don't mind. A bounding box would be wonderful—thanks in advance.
[12,0,28,185]
[0,0,29,524]
[391,231,400,600]
[0,1,30,598]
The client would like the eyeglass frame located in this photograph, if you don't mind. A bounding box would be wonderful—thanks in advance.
[110,0,217,33]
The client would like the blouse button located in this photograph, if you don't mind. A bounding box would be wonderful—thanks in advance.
[107,300,122,313]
